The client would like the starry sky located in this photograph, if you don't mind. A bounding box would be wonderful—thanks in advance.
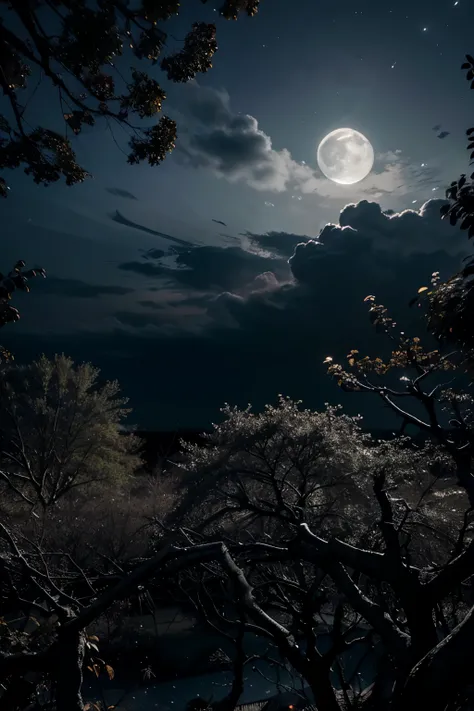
[2,0,474,430]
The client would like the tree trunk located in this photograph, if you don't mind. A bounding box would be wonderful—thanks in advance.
[54,628,86,711]
[454,456,474,508]
[308,668,343,711]
[394,604,474,711]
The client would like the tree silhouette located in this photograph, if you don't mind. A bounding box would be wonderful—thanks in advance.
[0,260,46,365]
[0,0,259,196]
[419,54,474,350]
[0,353,140,509]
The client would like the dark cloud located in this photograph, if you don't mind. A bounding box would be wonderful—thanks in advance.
[35,276,135,298]
[105,187,138,200]
[337,198,464,256]
[140,248,166,260]
[138,299,163,309]
[215,199,465,339]
[243,230,312,258]
[12,199,467,431]
[175,86,444,203]
[118,261,165,278]
[110,210,193,247]
[175,85,315,193]
[119,244,289,292]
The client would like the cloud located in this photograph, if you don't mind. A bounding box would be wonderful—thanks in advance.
[119,244,290,292]
[11,197,468,431]
[175,85,315,193]
[337,198,466,256]
[105,187,138,200]
[242,230,311,258]
[175,85,443,202]
[35,276,135,298]
[213,199,466,337]
[116,198,465,335]
[110,210,193,247]
[118,261,166,278]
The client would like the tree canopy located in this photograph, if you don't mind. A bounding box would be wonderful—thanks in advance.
[0,353,139,509]
[416,54,474,350]
[0,0,259,196]
[1,393,474,711]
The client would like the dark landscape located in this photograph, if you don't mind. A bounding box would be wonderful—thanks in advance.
[2,2,474,711]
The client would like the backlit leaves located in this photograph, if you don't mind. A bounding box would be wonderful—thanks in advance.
[0,128,90,187]
[121,70,166,118]
[64,110,95,135]
[0,261,46,364]
[0,260,46,329]
[161,23,218,82]
[326,298,457,394]
[203,0,260,20]
[128,115,177,166]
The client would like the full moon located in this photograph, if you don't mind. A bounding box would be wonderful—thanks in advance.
[317,128,374,185]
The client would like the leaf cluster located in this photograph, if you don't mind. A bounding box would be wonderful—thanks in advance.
[0,0,259,191]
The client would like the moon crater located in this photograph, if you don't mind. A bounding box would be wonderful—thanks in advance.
[317,128,374,185]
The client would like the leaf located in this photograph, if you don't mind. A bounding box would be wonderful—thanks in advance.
[417,286,428,294]
[408,296,419,308]
[105,664,115,680]
[467,54,474,64]
[462,62,471,70]
[93,663,100,677]
[89,642,99,652]
[323,356,333,364]
[88,635,99,642]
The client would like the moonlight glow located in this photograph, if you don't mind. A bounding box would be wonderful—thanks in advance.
[317,128,374,185]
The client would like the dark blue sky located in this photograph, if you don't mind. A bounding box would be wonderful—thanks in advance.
[2,0,473,429]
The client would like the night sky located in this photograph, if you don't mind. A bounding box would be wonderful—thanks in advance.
[2,0,474,429]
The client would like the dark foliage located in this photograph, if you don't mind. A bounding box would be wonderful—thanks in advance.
[418,55,474,349]
[0,259,45,363]
[0,0,259,193]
